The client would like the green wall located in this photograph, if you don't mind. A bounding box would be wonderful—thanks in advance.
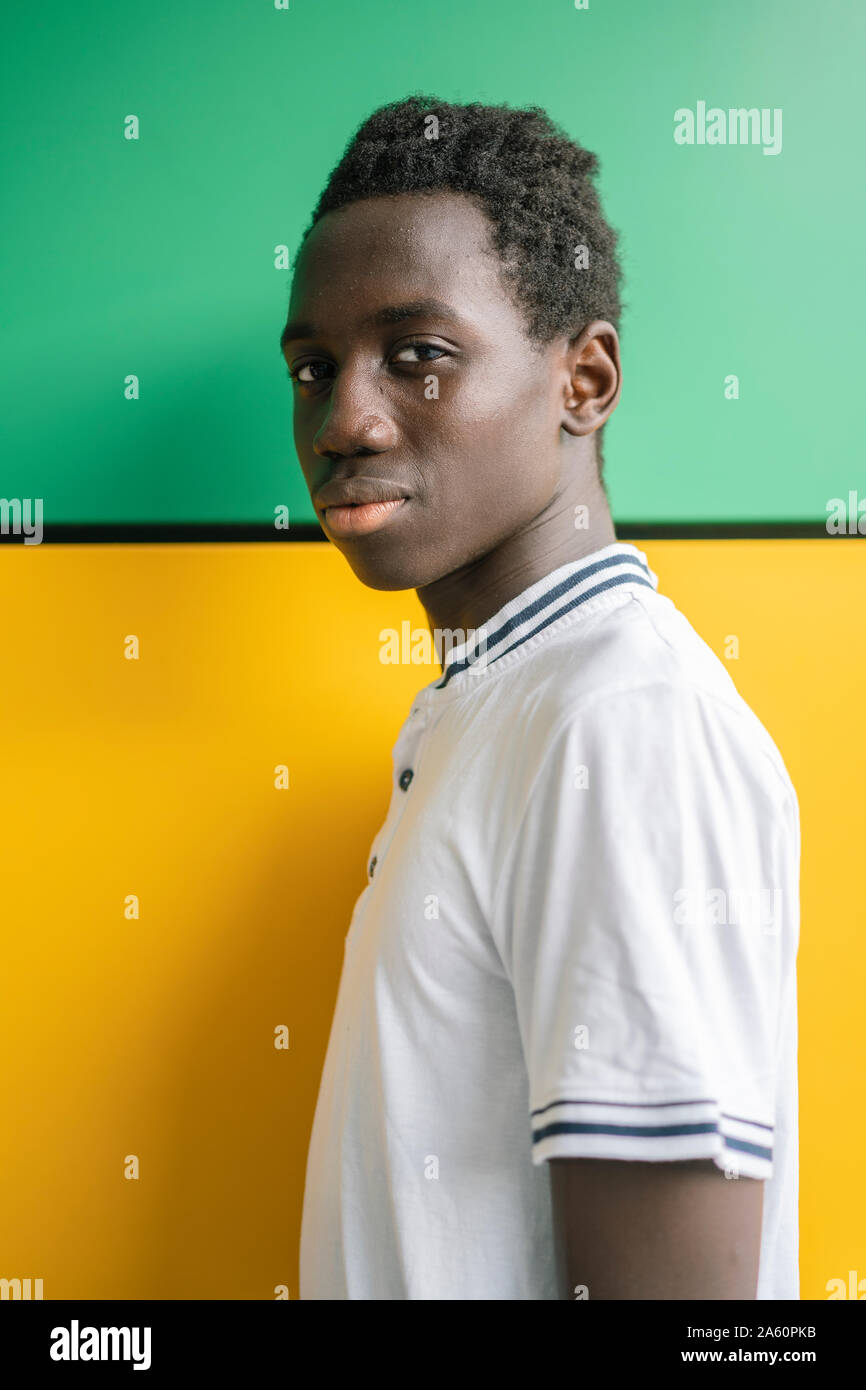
[2,0,862,526]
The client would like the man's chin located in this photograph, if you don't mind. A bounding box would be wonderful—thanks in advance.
[335,544,429,594]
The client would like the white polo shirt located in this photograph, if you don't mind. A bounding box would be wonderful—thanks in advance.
[299,541,800,1300]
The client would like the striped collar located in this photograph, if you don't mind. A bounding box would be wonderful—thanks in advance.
[432,541,658,690]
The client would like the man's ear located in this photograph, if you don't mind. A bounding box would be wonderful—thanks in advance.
[561,320,622,438]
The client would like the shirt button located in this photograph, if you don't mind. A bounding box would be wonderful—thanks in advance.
[369,855,377,878]
[398,768,414,791]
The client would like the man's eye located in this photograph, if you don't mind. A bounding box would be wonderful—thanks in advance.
[291,360,332,384]
[391,343,447,363]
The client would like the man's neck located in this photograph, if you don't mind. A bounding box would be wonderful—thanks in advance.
[417,477,616,643]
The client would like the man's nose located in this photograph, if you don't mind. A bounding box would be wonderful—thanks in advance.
[313,367,400,459]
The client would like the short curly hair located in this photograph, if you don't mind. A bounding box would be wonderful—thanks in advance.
[303,94,624,479]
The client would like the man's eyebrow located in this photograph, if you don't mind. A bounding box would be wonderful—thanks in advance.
[279,299,461,352]
[367,299,460,327]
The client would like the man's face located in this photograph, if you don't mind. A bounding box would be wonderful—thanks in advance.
[281,191,570,591]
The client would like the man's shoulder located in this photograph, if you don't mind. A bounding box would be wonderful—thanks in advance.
[528,581,731,706]
[514,585,797,809]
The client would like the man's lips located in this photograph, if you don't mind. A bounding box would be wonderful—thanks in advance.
[314,476,411,509]
[322,498,408,538]
[314,475,412,538]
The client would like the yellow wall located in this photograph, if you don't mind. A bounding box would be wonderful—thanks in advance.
[0,540,862,1299]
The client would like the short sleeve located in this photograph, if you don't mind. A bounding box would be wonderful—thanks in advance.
[492,680,800,1181]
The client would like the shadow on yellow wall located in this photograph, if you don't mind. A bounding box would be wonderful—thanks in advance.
[0,539,862,1299]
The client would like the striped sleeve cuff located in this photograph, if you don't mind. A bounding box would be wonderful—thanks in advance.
[530,1096,773,1179]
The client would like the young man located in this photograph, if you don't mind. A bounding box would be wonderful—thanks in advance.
[280,97,800,1300]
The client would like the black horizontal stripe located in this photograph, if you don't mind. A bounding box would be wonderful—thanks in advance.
[0,522,325,544]
[532,1118,773,1162]
[534,1120,719,1141]
[0,520,858,543]
[531,1097,715,1117]
[723,1135,774,1160]
[530,1097,774,1133]
[722,1113,774,1133]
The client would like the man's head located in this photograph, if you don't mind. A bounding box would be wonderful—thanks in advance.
[281,96,624,591]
